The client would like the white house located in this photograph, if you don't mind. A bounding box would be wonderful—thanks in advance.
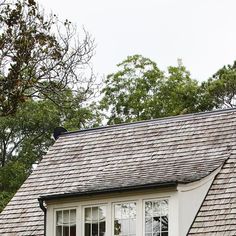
[1,109,236,236]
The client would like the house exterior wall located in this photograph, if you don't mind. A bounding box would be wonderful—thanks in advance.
[46,188,178,236]
[177,167,221,236]
[45,169,219,236]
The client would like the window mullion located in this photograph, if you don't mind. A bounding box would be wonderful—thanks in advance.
[152,202,154,236]
[98,207,100,236]
[137,199,142,236]
[62,211,64,236]
[69,210,70,236]
[90,208,92,236]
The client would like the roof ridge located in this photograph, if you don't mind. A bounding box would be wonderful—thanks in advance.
[61,108,236,137]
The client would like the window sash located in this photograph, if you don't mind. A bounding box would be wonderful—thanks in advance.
[83,205,106,236]
[55,209,77,236]
[143,199,169,236]
[113,201,137,236]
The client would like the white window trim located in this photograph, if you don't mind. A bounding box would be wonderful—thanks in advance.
[82,203,108,236]
[142,197,170,236]
[48,191,176,236]
[112,200,138,236]
[54,207,78,236]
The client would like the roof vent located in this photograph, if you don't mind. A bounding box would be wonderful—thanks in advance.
[53,127,67,140]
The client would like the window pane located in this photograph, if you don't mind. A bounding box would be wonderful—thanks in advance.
[70,225,76,236]
[145,200,168,236]
[99,206,106,236]
[161,216,168,231]
[145,201,152,217]
[114,202,136,236]
[85,222,91,236]
[161,233,168,236]
[56,211,63,225]
[161,201,168,216]
[153,202,161,217]
[121,203,129,219]
[129,203,136,219]
[56,226,62,236]
[63,226,69,236]
[92,221,98,236]
[145,217,152,233]
[153,216,160,233]
[120,219,129,234]
[70,209,76,226]
[129,218,136,234]
[64,210,70,226]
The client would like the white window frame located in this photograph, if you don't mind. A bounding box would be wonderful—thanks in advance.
[82,203,108,236]
[54,207,78,236]
[112,200,138,236]
[49,191,175,236]
[142,198,169,236]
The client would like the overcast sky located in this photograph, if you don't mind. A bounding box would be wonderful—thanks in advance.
[37,0,236,82]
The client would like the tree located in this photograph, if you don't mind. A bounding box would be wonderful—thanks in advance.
[0,0,94,116]
[100,55,165,124]
[0,88,101,212]
[202,61,236,108]
[158,63,208,116]
[100,55,205,124]
[0,0,99,212]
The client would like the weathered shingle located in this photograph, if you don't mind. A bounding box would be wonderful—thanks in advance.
[1,109,236,235]
[188,148,236,235]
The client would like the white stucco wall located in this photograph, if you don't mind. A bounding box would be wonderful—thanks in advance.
[177,167,221,236]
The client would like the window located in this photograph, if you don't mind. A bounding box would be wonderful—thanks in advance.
[144,200,168,236]
[84,206,106,236]
[52,197,170,236]
[56,209,76,236]
[114,202,136,236]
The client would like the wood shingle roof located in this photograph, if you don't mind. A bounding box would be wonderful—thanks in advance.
[188,148,236,235]
[1,109,236,235]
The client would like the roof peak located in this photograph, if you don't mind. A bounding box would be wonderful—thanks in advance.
[61,108,236,136]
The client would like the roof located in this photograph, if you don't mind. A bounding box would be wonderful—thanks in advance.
[1,108,236,235]
[188,147,236,235]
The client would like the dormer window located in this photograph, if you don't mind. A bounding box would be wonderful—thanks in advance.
[145,200,168,236]
[56,209,76,236]
[114,202,136,235]
[84,206,106,236]
[52,196,169,236]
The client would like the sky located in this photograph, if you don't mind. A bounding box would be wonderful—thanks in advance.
[37,0,236,82]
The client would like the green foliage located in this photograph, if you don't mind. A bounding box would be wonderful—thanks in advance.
[0,191,14,213]
[100,55,165,124]
[0,0,94,116]
[202,61,236,108]
[0,88,101,212]
[0,0,97,210]
[158,65,206,116]
[100,55,206,124]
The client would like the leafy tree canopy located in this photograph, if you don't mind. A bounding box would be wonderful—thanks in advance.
[100,55,165,124]
[100,55,208,124]
[0,87,101,212]
[202,61,236,108]
[0,0,94,116]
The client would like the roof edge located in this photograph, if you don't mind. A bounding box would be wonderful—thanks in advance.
[39,181,178,201]
[60,108,236,137]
